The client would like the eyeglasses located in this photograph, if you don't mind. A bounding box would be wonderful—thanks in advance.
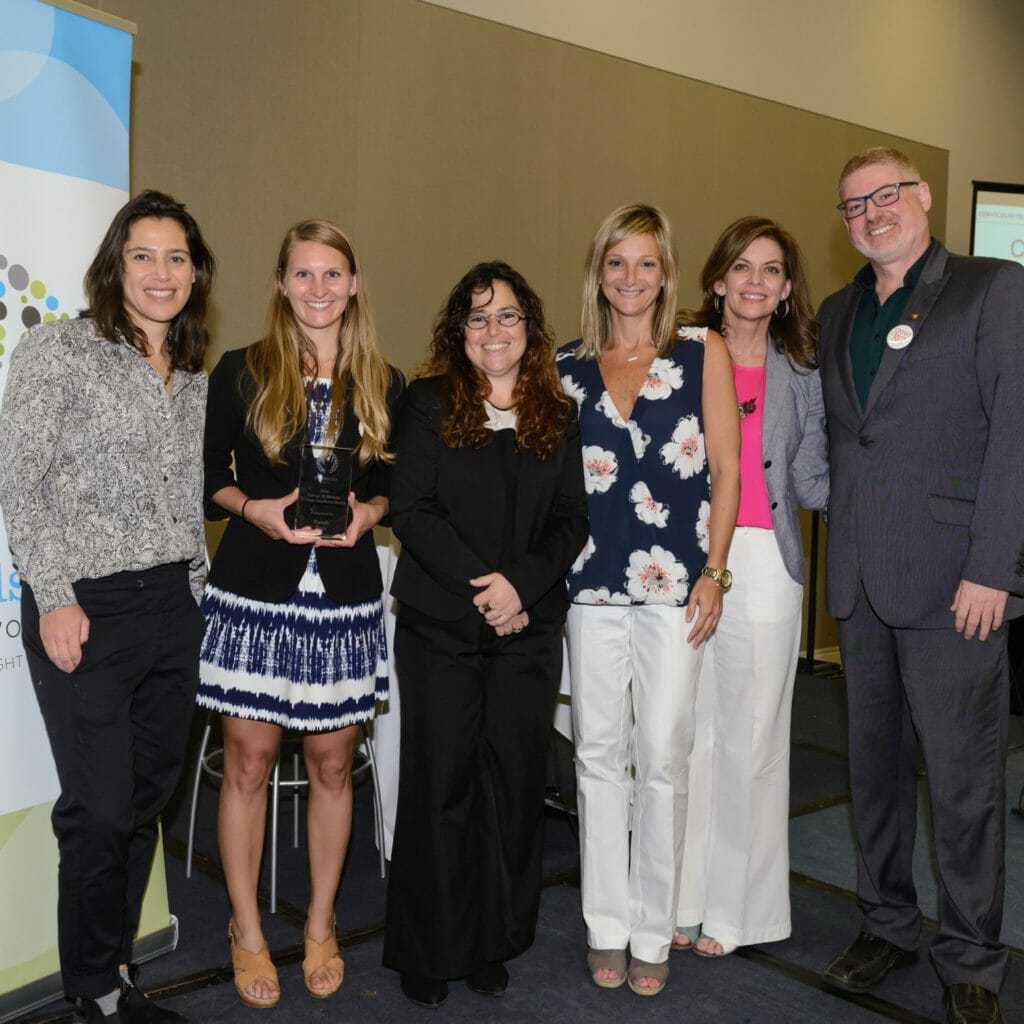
[464,310,527,330]
[836,181,919,221]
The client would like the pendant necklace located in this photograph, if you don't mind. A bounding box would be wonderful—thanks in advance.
[623,340,654,363]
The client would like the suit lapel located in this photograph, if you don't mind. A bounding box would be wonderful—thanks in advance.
[864,243,951,417]
[833,288,862,418]
[761,342,787,452]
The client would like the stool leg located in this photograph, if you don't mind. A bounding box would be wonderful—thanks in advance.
[293,749,300,849]
[361,723,387,879]
[186,718,213,879]
[270,754,281,914]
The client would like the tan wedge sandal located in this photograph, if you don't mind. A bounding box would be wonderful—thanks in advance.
[228,921,280,1009]
[303,919,345,999]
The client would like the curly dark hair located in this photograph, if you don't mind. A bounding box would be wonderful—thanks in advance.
[680,216,817,371]
[81,189,215,372]
[424,261,571,459]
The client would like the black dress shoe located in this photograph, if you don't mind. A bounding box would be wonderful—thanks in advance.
[943,984,1004,1024]
[467,961,509,996]
[120,964,188,1023]
[823,931,917,993]
[400,973,449,1009]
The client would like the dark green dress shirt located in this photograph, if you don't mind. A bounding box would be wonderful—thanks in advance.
[849,239,935,409]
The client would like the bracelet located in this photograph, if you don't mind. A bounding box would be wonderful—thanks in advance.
[240,498,251,522]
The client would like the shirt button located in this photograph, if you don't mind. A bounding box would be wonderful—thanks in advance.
[770,501,778,510]
[163,475,169,482]
[763,460,772,469]
[172,516,178,523]
[859,435,873,447]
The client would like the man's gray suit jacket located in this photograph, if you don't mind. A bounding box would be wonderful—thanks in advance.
[817,240,1024,628]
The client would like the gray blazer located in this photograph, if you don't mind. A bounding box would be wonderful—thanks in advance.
[761,341,829,584]
[817,241,1024,627]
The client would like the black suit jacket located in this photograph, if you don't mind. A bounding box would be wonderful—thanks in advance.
[390,376,588,622]
[818,241,1024,627]
[204,345,404,604]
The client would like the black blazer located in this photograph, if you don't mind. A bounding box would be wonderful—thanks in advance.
[204,345,405,604]
[389,376,588,622]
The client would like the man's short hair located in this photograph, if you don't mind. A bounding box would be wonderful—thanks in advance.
[838,146,922,190]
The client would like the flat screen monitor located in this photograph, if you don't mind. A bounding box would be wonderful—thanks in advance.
[970,181,1024,266]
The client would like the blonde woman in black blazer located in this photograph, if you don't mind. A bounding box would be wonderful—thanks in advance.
[382,262,587,1009]
[198,220,402,1009]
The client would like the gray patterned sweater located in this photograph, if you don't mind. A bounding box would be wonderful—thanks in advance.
[0,317,207,614]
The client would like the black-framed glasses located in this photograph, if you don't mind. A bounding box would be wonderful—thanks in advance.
[836,181,919,221]
[464,310,527,330]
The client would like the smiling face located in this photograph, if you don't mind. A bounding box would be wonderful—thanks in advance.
[280,240,357,345]
[120,217,195,343]
[599,231,665,325]
[462,278,528,393]
[713,235,792,328]
[840,160,932,272]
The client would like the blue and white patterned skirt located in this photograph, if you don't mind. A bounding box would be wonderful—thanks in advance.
[197,550,388,731]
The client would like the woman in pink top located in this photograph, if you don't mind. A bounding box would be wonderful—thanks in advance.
[674,217,828,956]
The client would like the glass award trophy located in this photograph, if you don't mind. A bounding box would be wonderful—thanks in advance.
[295,442,353,537]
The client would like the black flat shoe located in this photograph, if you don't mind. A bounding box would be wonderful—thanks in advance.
[943,984,1005,1024]
[400,973,449,1009]
[71,997,124,1023]
[823,931,917,993]
[120,964,189,1023]
[467,961,508,996]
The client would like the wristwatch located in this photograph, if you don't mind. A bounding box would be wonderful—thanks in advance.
[700,565,733,592]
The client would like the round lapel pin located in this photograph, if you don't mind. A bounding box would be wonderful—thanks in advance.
[886,324,914,350]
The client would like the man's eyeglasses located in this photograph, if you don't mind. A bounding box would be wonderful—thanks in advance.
[464,311,526,330]
[836,181,919,221]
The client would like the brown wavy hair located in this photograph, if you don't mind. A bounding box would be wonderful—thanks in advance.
[245,219,394,466]
[424,261,571,460]
[81,189,214,372]
[680,216,817,371]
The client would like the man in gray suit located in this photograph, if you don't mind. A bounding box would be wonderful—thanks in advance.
[818,146,1024,1024]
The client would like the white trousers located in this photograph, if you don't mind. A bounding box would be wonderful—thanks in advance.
[568,603,704,963]
[676,527,803,946]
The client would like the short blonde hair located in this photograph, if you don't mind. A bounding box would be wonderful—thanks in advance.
[578,203,678,359]
[838,146,921,192]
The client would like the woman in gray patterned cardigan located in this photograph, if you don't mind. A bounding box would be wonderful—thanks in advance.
[0,190,214,1024]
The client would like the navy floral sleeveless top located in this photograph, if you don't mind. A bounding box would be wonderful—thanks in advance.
[557,327,709,606]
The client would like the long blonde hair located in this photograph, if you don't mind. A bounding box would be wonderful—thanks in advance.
[245,219,393,466]
[578,203,678,359]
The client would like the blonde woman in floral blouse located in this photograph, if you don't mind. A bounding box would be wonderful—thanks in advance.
[557,203,739,997]
[0,190,214,1024]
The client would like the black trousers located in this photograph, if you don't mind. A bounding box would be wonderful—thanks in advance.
[22,563,205,999]
[839,583,1009,992]
[382,603,563,979]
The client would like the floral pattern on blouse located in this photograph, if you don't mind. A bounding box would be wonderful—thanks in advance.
[557,326,709,606]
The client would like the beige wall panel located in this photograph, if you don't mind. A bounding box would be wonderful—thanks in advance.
[430,0,1024,254]
[428,0,960,149]
[98,0,364,360]
[350,0,566,369]
[946,1,1024,250]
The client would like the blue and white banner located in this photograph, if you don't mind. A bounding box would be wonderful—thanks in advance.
[0,1,144,1013]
